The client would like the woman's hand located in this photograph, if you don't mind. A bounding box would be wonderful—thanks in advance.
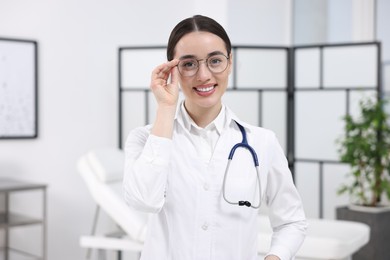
[150,59,180,138]
[150,59,180,108]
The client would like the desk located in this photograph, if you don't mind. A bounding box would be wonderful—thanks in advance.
[0,178,47,260]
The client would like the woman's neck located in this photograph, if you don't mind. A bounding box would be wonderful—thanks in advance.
[184,102,222,128]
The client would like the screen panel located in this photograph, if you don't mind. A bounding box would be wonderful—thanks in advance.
[323,45,378,88]
[262,92,287,152]
[384,63,390,94]
[147,91,184,126]
[323,163,350,219]
[295,91,346,161]
[121,48,166,89]
[295,48,320,88]
[222,90,259,126]
[295,162,320,219]
[121,91,146,148]
[147,91,157,125]
[235,48,287,89]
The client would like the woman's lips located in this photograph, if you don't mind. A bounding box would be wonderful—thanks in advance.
[193,85,217,96]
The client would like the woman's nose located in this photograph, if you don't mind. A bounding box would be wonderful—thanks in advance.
[196,61,211,81]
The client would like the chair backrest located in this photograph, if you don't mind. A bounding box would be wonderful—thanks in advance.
[78,148,148,242]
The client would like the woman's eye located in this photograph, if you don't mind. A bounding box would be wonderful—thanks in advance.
[209,57,222,66]
[180,60,197,69]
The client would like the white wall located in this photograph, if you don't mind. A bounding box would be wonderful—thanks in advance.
[377,0,390,98]
[293,0,328,45]
[377,0,390,61]
[327,0,353,43]
[228,0,292,45]
[0,1,291,259]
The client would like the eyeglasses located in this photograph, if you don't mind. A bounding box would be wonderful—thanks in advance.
[177,54,230,77]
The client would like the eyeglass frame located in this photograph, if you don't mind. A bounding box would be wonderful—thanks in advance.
[176,52,230,77]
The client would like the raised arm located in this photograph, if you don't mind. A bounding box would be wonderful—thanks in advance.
[123,59,180,213]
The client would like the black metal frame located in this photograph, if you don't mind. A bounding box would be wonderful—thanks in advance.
[0,37,38,139]
[118,42,381,218]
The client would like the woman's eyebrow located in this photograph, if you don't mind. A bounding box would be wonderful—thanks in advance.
[208,50,225,57]
[178,51,226,60]
[179,54,196,60]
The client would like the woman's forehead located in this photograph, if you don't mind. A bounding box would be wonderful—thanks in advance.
[174,31,226,58]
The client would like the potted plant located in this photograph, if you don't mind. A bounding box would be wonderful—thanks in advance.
[336,97,390,259]
[337,97,390,208]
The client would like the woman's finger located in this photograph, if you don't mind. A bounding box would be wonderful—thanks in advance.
[169,64,179,87]
[152,60,179,81]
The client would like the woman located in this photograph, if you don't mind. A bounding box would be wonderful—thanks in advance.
[123,15,307,260]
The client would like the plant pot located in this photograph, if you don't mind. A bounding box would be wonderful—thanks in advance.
[336,205,390,260]
[348,204,390,213]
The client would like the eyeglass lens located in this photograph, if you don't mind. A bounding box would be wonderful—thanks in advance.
[178,54,228,77]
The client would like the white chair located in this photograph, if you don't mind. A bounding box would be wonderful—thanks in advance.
[79,148,370,260]
[78,148,148,260]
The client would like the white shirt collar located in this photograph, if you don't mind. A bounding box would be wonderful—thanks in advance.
[179,101,226,135]
[175,100,252,135]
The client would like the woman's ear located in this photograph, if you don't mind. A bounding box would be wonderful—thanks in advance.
[228,52,233,74]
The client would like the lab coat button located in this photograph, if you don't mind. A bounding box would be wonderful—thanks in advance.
[203,183,209,191]
[202,223,208,231]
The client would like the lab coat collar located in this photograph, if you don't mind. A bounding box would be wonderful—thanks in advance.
[175,100,252,134]
[177,101,225,135]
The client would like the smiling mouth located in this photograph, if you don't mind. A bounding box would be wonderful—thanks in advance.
[194,85,216,92]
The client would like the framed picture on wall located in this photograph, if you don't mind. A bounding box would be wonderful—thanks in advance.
[0,37,38,139]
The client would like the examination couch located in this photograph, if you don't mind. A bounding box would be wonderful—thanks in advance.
[78,148,370,260]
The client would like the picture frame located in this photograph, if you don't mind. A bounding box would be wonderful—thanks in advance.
[0,37,38,139]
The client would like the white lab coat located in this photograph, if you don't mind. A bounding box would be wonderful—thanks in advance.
[123,104,307,260]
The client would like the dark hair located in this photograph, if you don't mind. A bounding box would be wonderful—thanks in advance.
[167,15,232,61]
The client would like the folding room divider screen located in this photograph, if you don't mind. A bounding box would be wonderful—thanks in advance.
[118,42,381,219]
[293,43,381,218]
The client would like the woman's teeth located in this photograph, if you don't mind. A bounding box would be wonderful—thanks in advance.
[196,86,214,92]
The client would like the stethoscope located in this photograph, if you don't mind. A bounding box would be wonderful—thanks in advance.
[222,121,262,209]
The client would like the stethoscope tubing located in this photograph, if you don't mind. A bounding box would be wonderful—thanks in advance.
[222,161,262,209]
[222,121,262,209]
[228,143,259,166]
